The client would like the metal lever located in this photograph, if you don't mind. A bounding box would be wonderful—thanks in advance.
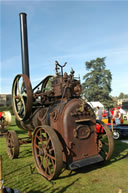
[55,61,67,77]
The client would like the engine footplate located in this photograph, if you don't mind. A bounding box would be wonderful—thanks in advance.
[68,154,104,170]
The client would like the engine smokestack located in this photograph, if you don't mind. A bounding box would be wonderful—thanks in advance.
[19,13,30,78]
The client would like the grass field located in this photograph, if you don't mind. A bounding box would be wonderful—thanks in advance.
[0,116,128,193]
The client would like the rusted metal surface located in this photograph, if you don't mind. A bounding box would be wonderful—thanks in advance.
[60,99,98,164]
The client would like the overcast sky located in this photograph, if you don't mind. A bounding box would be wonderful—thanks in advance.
[0,0,128,96]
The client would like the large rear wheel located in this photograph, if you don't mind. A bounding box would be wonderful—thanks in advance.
[97,121,114,161]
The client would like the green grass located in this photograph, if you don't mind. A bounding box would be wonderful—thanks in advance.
[0,116,128,193]
[0,106,13,114]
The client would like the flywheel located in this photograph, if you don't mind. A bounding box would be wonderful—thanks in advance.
[12,74,33,121]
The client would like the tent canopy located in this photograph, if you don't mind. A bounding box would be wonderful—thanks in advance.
[87,101,104,109]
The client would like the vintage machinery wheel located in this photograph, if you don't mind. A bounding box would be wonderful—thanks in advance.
[97,121,114,161]
[6,131,20,159]
[32,125,63,180]
[12,74,33,121]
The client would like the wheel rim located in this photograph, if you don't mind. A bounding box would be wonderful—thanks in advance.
[113,131,120,139]
[32,125,63,180]
[7,131,19,159]
[97,121,114,161]
[12,74,33,121]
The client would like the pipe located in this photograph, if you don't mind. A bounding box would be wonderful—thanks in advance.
[19,13,30,78]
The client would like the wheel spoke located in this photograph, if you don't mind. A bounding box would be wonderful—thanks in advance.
[102,140,109,146]
[16,98,21,104]
[17,80,21,95]
[50,158,56,171]
[44,156,49,173]
[101,148,108,156]
[35,144,42,151]
[21,79,25,93]
[97,134,106,140]
[46,153,56,161]
[20,97,26,114]
[39,129,43,141]
[49,147,54,154]
[40,156,44,168]
[47,165,52,175]
[36,134,43,142]
[45,138,50,149]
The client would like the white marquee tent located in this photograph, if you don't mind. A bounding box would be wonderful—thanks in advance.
[87,101,104,110]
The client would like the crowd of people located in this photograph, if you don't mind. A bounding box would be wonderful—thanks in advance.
[95,106,127,125]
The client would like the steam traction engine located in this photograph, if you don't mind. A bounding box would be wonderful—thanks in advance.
[6,13,114,180]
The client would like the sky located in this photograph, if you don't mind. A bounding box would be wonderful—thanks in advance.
[0,0,128,96]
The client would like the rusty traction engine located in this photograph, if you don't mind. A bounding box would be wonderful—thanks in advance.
[6,13,114,180]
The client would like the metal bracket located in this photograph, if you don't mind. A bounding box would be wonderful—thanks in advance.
[55,61,67,77]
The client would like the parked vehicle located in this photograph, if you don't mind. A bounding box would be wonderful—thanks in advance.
[107,123,128,140]
[96,121,128,140]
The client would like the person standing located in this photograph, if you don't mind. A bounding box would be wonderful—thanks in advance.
[96,106,102,121]
[113,107,121,125]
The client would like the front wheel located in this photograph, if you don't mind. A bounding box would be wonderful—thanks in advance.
[32,125,63,180]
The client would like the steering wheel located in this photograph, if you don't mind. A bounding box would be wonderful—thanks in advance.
[12,74,33,121]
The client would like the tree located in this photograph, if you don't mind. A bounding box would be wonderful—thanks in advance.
[82,57,113,108]
[118,92,128,99]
